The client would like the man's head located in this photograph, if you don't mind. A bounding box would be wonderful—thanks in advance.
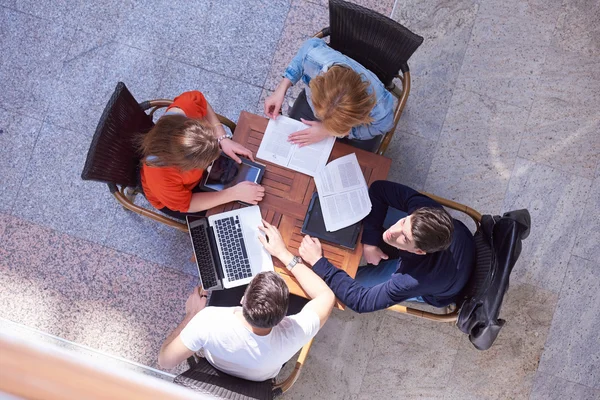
[382,207,454,254]
[241,271,289,329]
[309,65,376,136]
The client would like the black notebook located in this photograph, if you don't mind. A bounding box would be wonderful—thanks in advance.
[301,192,362,250]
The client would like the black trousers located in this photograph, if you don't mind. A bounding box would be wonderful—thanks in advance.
[208,284,309,316]
[288,89,383,153]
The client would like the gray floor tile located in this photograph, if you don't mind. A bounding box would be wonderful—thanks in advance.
[385,130,436,191]
[424,89,529,213]
[552,0,600,56]
[0,109,43,212]
[572,178,600,263]
[538,256,600,388]
[503,158,592,292]
[393,0,479,141]
[12,122,119,244]
[102,195,198,277]
[281,309,384,400]
[518,46,600,179]
[263,0,329,94]
[444,282,558,400]
[530,371,600,400]
[456,0,563,109]
[46,41,167,135]
[0,8,74,115]
[170,0,290,87]
[160,60,263,123]
[358,313,460,400]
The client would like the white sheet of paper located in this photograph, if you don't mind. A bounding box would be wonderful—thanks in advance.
[314,153,372,231]
[257,116,335,177]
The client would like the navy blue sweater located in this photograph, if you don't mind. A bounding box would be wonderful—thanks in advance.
[312,181,475,313]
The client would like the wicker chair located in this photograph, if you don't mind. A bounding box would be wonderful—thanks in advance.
[81,82,236,232]
[385,192,531,350]
[314,0,424,154]
[174,339,313,399]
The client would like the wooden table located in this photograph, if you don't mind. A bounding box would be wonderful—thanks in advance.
[208,112,392,308]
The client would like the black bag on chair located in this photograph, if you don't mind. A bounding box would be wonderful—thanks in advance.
[457,209,531,350]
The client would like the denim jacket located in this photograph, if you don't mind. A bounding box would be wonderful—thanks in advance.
[283,38,395,140]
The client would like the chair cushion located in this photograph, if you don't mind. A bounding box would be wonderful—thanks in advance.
[174,357,274,400]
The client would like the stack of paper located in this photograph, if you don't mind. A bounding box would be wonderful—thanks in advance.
[256,116,335,177]
[314,153,372,232]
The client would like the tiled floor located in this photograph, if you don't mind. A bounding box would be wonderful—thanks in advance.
[0,0,598,398]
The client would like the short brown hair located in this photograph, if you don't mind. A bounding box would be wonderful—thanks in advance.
[137,115,220,171]
[242,272,289,329]
[309,65,376,136]
[410,207,454,253]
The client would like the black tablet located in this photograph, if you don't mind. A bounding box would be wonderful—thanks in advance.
[301,192,362,250]
[201,153,266,192]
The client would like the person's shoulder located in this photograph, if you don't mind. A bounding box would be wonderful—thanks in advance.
[279,308,320,330]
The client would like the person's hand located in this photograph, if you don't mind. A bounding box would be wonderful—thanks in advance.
[220,138,255,163]
[288,119,332,147]
[264,89,286,119]
[228,181,265,204]
[185,287,208,316]
[362,244,388,266]
[257,219,291,261]
[299,235,323,266]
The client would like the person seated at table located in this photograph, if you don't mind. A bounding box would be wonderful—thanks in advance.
[264,38,394,151]
[158,220,335,381]
[138,90,265,220]
[298,180,476,313]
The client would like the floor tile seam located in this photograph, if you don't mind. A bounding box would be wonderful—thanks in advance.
[0,4,53,22]
[162,54,265,92]
[255,1,297,90]
[534,370,600,393]
[3,212,199,281]
[7,114,50,216]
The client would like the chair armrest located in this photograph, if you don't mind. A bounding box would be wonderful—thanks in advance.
[273,338,314,394]
[314,27,331,39]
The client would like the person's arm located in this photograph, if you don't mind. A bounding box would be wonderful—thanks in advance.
[257,220,335,328]
[187,180,265,212]
[158,288,208,369]
[306,257,422,313]
[204,101,256,164]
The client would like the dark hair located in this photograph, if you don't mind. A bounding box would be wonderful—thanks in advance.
[242,272,289,329]
[136,114,219,171]
[410,207,454,253]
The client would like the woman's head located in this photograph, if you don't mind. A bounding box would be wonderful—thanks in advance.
[138,115,220,171]
[309,65,376,136]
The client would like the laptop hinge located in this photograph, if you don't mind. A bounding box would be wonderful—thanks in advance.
[207,226,224,281]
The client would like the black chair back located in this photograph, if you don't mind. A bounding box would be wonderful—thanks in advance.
[174,357,274,400]
[328,0,424,86]
[81,82,153,188]
[457,209,531,350]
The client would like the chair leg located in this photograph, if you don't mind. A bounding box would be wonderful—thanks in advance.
[124,187,138,203]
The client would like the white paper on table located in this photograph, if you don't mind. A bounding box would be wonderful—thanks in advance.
[314,153,372,232]
[256,115,335,177]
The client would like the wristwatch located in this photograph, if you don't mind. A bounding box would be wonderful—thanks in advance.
[217,132,233,145]
[286,256,302,272]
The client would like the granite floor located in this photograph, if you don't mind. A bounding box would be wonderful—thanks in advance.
[0,0,598,398]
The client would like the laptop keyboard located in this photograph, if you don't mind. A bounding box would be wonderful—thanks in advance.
[189,223,219,289]
[214,216,252,282]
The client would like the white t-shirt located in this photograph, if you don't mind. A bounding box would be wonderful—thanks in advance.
[179,306,320,381]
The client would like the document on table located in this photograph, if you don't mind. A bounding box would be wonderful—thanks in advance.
[314,153,372,232]
[256,115,335,177]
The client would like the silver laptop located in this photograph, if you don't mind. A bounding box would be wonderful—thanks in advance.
[186,205,274,290]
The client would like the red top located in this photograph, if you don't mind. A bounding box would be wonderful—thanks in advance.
[141,91,208,212]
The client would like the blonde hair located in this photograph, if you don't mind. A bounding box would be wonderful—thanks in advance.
[137,115,220,171]
[309,65,376,136]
